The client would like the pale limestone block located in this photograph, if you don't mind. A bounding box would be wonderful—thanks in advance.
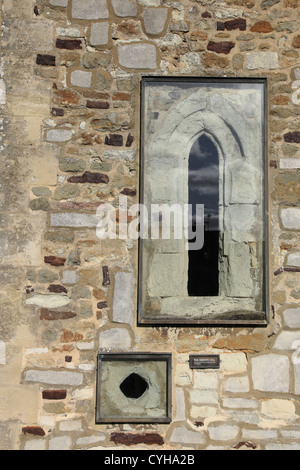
[242,429,278,440]
[223,375,250,393]
[193,371,218,390]
[24,440,47,451]
[284,308,300,328]
[61,270,78,285]
[173,388,186,422]
[261,399,296,419]
[287,252,300,267]
[143,8,169,35]
[222,398,259,409]
[24,369,83,386]
[112,272,135,325]
[246,52,278,70]
[99,328,132,351]
[0,341,6,365]
[26,294,70,309]
[59,419,82,432]
[46,128,73,142]
[112,0,138,17]
[51,212,100,228]
[208,424,239,441]
[219,353,248,373]
[190,390,219,405]
[72,0,109,19]
[0,80,6,105]
[49,436,72,450]
[76,435,106,446]
[274,331,300,350]
[281,208,300,230]
[71,70,93,88]
[103,149,136,161]
[190,405,217,419]
[280,158,300,169]
[50,0,68,6]
[170,426,205,445]
[118,43,157,69]
[251,354,289,392]
[90,22,109,46]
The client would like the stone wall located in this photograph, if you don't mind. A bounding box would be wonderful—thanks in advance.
[0,0,300,451]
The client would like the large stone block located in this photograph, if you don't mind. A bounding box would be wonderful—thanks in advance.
[281,208,300,230]
[99,328,132,351]
[71,0,109,19]
[70,70,93,88]
[251,354,289,392]
[274,331,300,350]
[246,52,278,70]
[118,43,157,69]
[50,212,100,228]
[111,0,138,17]
[143,8,169,36]
[113,272,135,325]
[24,369,83,386]
[90,22,109,46]
[169,426,205,445]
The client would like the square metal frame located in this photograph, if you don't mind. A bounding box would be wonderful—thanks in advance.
[138,76,270,328]
[96,352,172,424]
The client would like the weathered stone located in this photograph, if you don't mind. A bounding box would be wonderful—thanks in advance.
[36,54,56,66]
[105,134,124,146]
[102,266,110,286]
[50,0,68,6]
[203,52,229,68]
[56,39,82,50]
[44,231,74,243]
[246,52,278,69]
[29,198,50,211]
[102,149,135,161]
[87,100,109,109]
[250,21,274,33]
[219,353,248,373]
[99,328,132,351]
[251,354,289,392]
[118,43,157,69]
[0,341,6,365]
[143,8,169,35]
[213,334,267,352]
[91,113,131,132]
[90,22,109,46]
[82,52,112,69]
[42,390,67,400]
[217,18,246,31]
[40,309,76,320]
[281,208,300,230]
[112,0,138,17]
[110,433,164,446]
[22,426,45,436]
[59,157,86,173]
[71,0,109,19]
[224,376,249,393]
[261,399,295,419]
[67,172,109,184]
[274,331,300,350]
[276,21,297,33]
[261,0,280,8]
[112,272,135,325]
[54,184,80,201]
[208,424,239,441]
[190,390,218,404]
[283,308,300,328]
[293,35,300,49]
[287,253,300,267]
[38,269,59,284]
[71,70,93,88]
[284,131,300,143]
[170,426,205,445]
[26,294,70,309]
[49,436,72,451]
[32,187,51,197]
[44,256,66,266]
[24,369,83,386]
[46,128,73,143]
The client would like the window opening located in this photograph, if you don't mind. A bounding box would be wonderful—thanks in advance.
[119,373,149,399]
[188,134,219,297]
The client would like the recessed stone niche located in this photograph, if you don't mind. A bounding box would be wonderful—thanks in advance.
[96,353,172,423]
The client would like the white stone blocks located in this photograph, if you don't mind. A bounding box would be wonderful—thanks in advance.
[251,354,289,392]
[72,0,109,20]
[143,8,169,35]
[0,341,6,365]
[50,212,100,228]
[281,208,300,230]
[24,369,84,386]
[26,294,70,308]
[112,0,138,17]
[118,43,157,69]
[90,22,109,46]
[71,70,93,88]
[99,328,132,351]
[112,272,135,325]
[246,52,278,70]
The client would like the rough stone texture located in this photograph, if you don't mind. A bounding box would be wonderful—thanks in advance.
[112,272,135,325]
[246,52,278,70]
[170,426,205,445]
[118,43,157,69]
[143,8,169,35]
[71,0,109,20]
[70,70,93,88]
[281,208,300,230]
[112,0,138,17]
[99,328,132,351]
[90,22,109,46]
[24,369,83,386]
[251,355,290,392]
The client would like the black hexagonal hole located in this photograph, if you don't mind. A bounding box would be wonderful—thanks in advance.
[120,373,149,399]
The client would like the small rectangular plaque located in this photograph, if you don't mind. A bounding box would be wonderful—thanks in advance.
[189,355,220,370]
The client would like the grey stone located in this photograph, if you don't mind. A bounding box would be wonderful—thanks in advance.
[274,331,300,350]
[138,0,160,5]
[32,187,51,197]
[246,52,278,70]
[49,436,72,451]
[294,364,300,395]
[72,0,109,19]
[251,354,289,392]
[102,149,136,161]
[47,129,73,143]
[223,376,249,393]
[99,328,132,351]
[281,208,300,230]
[261,0,280,8]
[59,157,86,173]
[242,429,278,440]
[54,184,80,200]
[222,398,259,409]
[287,252,300,267]
[118,43,157,69]
[26,294,70,308]
[113,272,135,325]
[111,0,138,17]
[173,388,186,422]
[29,197,50,211]
[170,426,205,445]
[24,369,83,386]
[0,341,6,365]
[62,270,78,285]
[90,22,109,46]
[50,0,68,6]
[143,8,169,35]
[208,424,239,441]
[283,308,300,328]
[71,70,93,88]
[50,212,100,228]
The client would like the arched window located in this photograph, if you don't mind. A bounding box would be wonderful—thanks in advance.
[188,134,219,297]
